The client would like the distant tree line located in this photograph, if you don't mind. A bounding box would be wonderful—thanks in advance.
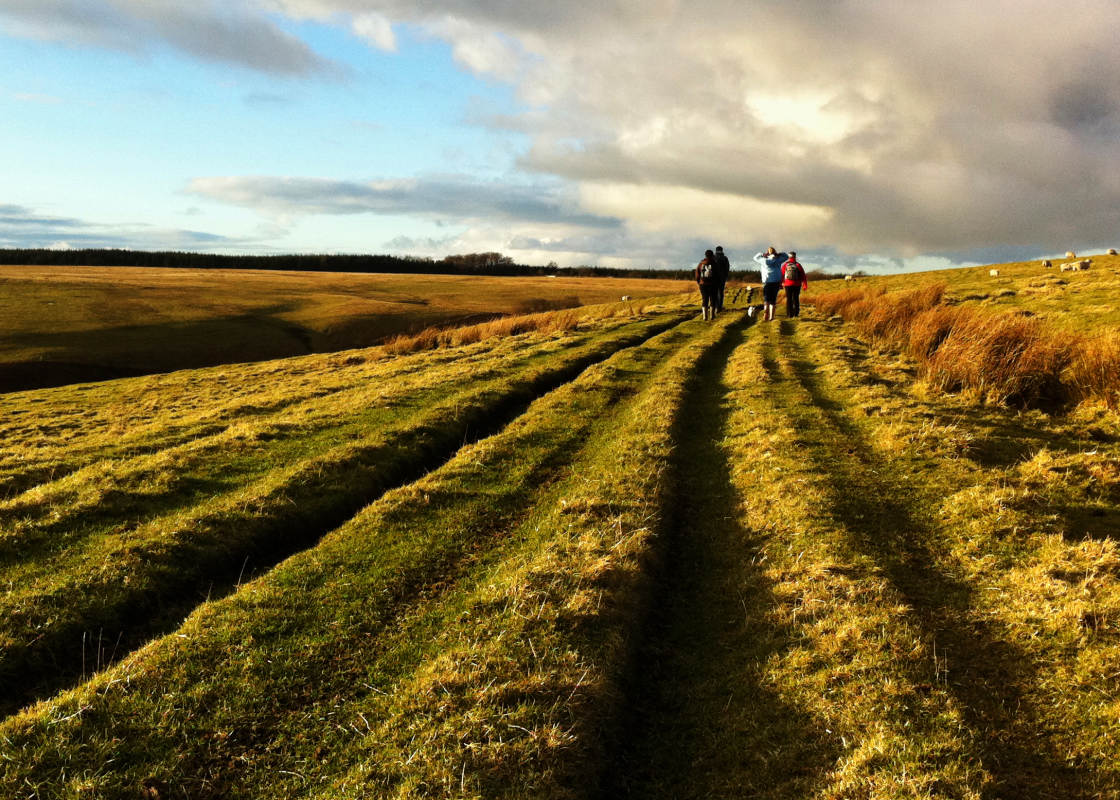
[0,248,700,280]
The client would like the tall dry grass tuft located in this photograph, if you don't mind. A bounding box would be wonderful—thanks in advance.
[1069,331,1120,408]
[382,307,588,356]
[854,283,946,342]
[811,286,886,318]
[907,305,965,359]
[809,283,1118,409]
[925,313,1073,406]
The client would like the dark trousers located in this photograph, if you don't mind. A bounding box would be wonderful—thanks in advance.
[785,285,802,317]
[699,283,718,310]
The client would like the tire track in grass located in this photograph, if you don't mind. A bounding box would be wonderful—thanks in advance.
[771,318,1095,798]
[0,314,689,718]
[0,318,713,799]
[599,317,843,799]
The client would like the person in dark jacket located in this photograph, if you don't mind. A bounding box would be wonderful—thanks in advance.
[782,251,808,317]
[695,249,718,320]
[713,246,731,311]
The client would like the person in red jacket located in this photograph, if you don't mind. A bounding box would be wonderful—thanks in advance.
[782,251,808,318]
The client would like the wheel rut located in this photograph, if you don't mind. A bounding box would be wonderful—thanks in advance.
[599,316,840,799]
[1,315,690,719]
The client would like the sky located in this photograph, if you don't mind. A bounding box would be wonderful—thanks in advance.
[2,1,1119,273]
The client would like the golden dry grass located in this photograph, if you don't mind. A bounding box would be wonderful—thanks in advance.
[810,283,1120,408]
[0,265,689,388]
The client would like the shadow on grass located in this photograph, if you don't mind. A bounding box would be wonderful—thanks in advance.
[600,318,840,800]
[0,317,689,719]
[775,320,1102,799]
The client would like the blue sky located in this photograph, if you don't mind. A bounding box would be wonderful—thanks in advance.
[2,1,1120,272]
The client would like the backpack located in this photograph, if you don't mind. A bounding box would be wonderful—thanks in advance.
[785,262,802,283]
[699,260,714,281]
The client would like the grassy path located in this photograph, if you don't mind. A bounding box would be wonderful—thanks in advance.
[601,316,843,798]
[0,314,735,798]
[0,313,687,717]
[771,318,1086,797]
[603,313,1120,798]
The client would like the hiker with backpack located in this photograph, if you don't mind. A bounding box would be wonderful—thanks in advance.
[782,251,808,317]
[695,249,719,320]
[714,246,731,311]
[753,246,788,322]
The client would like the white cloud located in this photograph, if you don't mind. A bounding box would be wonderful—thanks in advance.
[350,11,395,51]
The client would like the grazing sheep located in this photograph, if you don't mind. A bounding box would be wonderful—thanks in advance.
[1060,262,1080,272]
[1066,250,1077,259]
[845,274,854,281]
[989,269,1000,277]
[620,295,632,301]
[1079,259,1092,270]
[1042,259,1052,267]
[1109,248,1118,255]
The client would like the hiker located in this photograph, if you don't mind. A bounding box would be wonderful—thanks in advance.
[714,246,731,311]
[695,249,719,320]
[782,251,807,318]
[753,246,788,322]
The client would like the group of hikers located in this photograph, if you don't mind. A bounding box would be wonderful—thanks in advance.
[694,246,807,322]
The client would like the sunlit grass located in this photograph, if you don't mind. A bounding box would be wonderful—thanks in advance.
[0,314,730,798]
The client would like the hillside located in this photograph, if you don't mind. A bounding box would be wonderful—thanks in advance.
[0,266,689,392]
[1,270,1118,798]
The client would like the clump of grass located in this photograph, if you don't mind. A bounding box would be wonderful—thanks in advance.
[1069,330,1120,409]
[809,284,1120,409]
[382,307,593,355]
[925,311,1072,406]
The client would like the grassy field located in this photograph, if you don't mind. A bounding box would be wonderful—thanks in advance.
[0,266,689,391]
[821,250,1120,331]
[2,262,1119,798]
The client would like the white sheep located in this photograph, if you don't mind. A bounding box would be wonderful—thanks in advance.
[1060,262,1079,272]
[989,269,1000,277]
[1066,250,1077,259]
[620,295,632,301]
[845,275,854,281]
[1042,259,1052,268]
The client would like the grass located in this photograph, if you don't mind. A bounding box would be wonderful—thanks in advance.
[811,283,1120,408]
[0,313,735,799]
[813,250,1120,332]
[603,311,1120,798]
[0,308,690,715]
[0,265,689,390]
[0,260,1118,797]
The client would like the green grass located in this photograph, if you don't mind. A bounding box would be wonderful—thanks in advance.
[0,262,1118,798]
[584,310,1120,798]
[0,309,690,715]
[813,251,1120,331]
[0,313,734,799]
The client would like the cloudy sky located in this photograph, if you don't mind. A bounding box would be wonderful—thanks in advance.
[2,1,1119,272]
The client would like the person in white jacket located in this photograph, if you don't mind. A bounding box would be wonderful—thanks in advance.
[753,247,788,321]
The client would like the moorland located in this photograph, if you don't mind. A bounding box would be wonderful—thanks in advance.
[1,255,1119,799]
[0,265,688,391]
